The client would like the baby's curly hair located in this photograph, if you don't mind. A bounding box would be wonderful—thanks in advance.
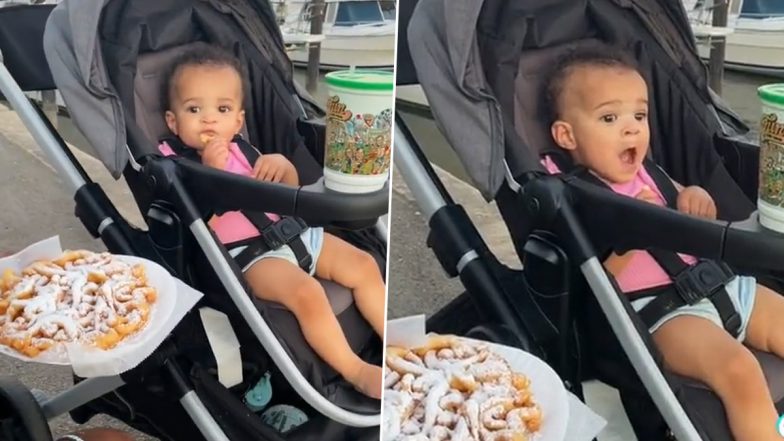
[164,44,244,110]
[543,43,640,125]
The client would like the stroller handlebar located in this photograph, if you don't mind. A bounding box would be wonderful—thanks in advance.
[146,157,389,227]
[523,175,784,272]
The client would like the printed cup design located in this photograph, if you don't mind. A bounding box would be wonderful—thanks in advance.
[325,95,392,176]
[759,113,784,208]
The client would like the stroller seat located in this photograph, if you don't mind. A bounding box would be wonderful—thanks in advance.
[131,37,376,360]
[0,1,387,440]
[498,22,784,441]
[403,0,784,440]
[115,29,381,416]
[509,34,784,432]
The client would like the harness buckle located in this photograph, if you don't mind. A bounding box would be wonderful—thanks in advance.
[672,260,734,305]
[261,217,308,251]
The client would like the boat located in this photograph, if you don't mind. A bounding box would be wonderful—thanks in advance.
[273,0,396,70]
[686,0,784,77]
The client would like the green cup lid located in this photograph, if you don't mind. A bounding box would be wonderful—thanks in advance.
[325,70,394,91]
[758,84,784,107]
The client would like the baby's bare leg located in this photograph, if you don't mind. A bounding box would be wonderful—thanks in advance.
[315,233,386,338]
[652,315,779,441]
[245,257,381,399]
[744,284,784,359]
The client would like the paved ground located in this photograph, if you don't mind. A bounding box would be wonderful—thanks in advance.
[0,103,152,440]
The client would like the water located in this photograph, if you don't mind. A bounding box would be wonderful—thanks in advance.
[396,70,782,184]
[293,68,331,105]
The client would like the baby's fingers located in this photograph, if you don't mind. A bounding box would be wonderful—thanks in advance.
[702,198,717,219]
[256,161,274,181]
[676,193,690,213]
[268,169,282,183]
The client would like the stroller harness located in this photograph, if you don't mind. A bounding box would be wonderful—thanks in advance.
[161,135,314,272]
[546,152,742,337]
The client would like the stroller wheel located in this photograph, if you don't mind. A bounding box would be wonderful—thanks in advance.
[0,376,53,441]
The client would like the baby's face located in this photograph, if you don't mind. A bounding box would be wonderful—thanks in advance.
[552,66,650,184]
[165,65,244,150]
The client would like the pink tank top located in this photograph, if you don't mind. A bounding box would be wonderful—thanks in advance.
[541,156,697,293]
[158,140,279,245]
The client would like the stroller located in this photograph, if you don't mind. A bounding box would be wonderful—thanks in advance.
[0,1,388,440]
[396,0,784,440]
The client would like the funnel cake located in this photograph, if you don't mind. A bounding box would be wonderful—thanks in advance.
[199,133,215,146]
[0,250,157,358]
[383,336,542,441]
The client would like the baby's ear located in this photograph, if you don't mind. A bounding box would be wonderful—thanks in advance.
[164,111,178,135]
[235,109,246,134]
[551,120,577,150]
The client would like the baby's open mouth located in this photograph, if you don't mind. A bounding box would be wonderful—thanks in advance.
[619,147,637,165]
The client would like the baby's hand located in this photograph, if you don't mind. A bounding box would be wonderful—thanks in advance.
[677,186,717,219]
[253,154,298,185]
[634,185,659,205]
[200,137,230,169]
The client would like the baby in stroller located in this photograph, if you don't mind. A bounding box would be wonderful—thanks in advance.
[542,43,784,441]
[158,44,384,399]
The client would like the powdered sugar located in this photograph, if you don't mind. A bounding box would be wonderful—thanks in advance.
[384,336,542,441]
[0,249,157,358]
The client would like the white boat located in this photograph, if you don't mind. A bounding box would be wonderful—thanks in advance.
[273,0,396,70]
[686,0,784,77]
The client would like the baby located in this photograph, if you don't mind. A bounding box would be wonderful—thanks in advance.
[544,45,784,441]
[159,45,384,399]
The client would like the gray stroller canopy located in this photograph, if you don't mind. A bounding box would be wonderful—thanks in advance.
[407,0,738,200]
[43,0,292,178]
[44,0,127,176]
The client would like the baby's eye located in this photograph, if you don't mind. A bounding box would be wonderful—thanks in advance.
[600,114,617,123]
[635,112,648,121]
[187,106,200,114]
[218,105,231,113]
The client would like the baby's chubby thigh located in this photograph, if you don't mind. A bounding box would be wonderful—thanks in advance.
[742,282,784,358]
[243,256,331,319]
[651,312,765,402]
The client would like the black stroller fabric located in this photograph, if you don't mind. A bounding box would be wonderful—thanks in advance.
[475,2,784,440]
[100,0,313,178]
[23,0,385,439]
[92,0,384,398]
[0,5,56,92]
[406,0,784,440]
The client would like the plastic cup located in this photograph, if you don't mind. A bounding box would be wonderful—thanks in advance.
[757,84,784,233]
[323,70,394,193]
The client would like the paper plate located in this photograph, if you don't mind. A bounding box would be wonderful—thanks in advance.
[385,332,570,441]
[0,242,179,372]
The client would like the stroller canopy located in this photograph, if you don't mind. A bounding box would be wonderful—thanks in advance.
[407,0,744,200]
[44,0,297,178]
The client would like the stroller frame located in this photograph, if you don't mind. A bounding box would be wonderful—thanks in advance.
[394,0,784,439]
[0,3,387,436]
[0,54,234,441]
[393,114,702,440]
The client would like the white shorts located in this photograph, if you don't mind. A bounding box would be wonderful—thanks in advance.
[630,276,758,341]
[228,227,324,276]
